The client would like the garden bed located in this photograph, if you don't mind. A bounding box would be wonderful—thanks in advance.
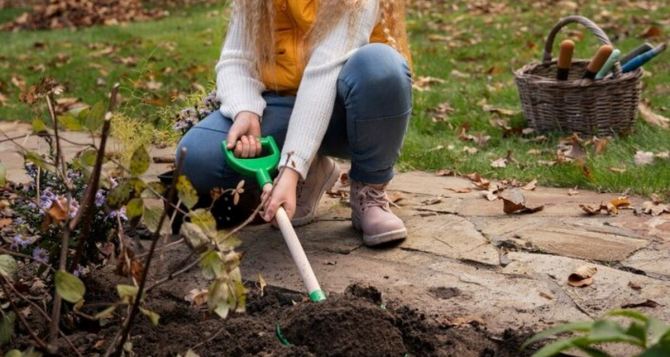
[10,270,531,356]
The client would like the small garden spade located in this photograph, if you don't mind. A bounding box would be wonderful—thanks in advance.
[222,137,326,302]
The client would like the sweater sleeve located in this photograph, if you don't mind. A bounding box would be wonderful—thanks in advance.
[216,7,267,120]
[279,0,379,178]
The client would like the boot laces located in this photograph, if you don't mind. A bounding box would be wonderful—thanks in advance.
[357,185,389,211]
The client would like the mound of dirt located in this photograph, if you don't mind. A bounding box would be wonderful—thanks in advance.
[10,277,532,356]
[2,0,166,31]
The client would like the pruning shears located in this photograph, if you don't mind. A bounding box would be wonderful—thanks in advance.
[222,137,326,302]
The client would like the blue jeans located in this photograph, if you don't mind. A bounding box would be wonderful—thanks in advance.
[177,44,412,195]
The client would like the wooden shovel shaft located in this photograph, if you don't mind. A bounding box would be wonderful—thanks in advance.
[274,207,325,301]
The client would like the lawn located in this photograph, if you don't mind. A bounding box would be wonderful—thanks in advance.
[1,0,669,197]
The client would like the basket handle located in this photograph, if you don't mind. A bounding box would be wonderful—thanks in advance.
[543,15,622,78]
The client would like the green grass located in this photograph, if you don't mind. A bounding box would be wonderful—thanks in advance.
[0,0,669,196]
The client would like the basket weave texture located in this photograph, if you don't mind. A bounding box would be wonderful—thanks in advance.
[514,16,642,137]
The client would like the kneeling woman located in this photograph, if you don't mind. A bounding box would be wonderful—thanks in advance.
[178,0,412,246]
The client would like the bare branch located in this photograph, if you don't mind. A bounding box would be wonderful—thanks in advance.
[0,275,48,350]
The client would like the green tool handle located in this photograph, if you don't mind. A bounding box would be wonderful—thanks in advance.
[222,137,280,187]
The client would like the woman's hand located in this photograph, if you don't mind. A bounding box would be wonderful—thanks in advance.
[262,167,300,222]
[227,111,262,158]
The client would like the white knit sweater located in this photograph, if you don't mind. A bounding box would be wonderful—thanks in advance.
[215,1,379,179]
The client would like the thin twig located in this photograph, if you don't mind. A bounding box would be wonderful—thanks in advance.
[48,191,74,345]
[107,148,187,357]
[0,275,48,350]
[1,275,83,357]
[0,248,56,273]
[135,238,184,259]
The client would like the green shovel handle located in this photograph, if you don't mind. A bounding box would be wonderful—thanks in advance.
[222,137,281,187]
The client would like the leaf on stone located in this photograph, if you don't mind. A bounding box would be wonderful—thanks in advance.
[185,288,208,306]
[125,198,144,219]
[55,271,86,303]
[0,162,5,187]
[85,101,106,132]
[117,284,139,304]
[177,175,199,209]
[465,172,490,190]
[31,118,48,133]
[448,187,472,194]
[580,203,606,215]
[436,169,455,177]
[130,146,150,176]
[522,179,537,191]
[568,188,580,196]
[568,265,597,287]
[0,311,16,346]
[607,196,631,215]
[499,189,543,214]
[0,255,17,278]
[638,201,670,216]
[140,307,160,326]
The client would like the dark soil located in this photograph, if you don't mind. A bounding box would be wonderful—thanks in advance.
[11,275,532,356]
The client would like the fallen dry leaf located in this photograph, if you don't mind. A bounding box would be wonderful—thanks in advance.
[641,25,663,39]
[462,146,478,155]
[568,265,597,287]
[498,189,543,214]
[482,104,518,117]
[522,179,537,191]
[490,157,507,168]
[638,103,669,129]
[635,151,655,166]
[465,173,491,190]
[436,169,455,177]
[628,281,642,291]
[621,299,660,309]
[609,167,627,173]
[593,137,609,155]
[0,218,12,229]
[568,188,580,196]
[185,288,208,306]
[430,102,455,123]
[448,187,472,194]
[412,76,445,92]
[638,201,670,216]
[580,196,630,216]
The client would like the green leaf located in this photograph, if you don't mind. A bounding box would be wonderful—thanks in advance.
[647,317,670,346]
[523,321,593,349]
[626,322,647,346]
[31,118,48,133]
[126,198,144,219]
[4,350,22,357]
[208,280,230,319]
[94,305,117,320]
[55,271,86,303]
[116,284,139,304]
[181,222,209,251]
[214,231,242,250]
[607,309,649,324]
[588,320,645,346]
[0,311,16,346]
[0,161,5,187]
[0,255,17,278]
[199,250,223,280]
[85,101,106,132]
[140,307,160,326]
[531,336,589,357]
[58,113,83,131]
[639,339,670,357]
[189,209,216,233]
[130,146,150,176]
[80,149,98,167]
[177,175,199,209]
[23,151,51,171]
[574,345,611,357]
[107,181,133,209]
[142,207,163,232]
[142,181,166,199]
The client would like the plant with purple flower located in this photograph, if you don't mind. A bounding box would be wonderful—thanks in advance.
[32,247,49,264]
[10,234,32,250]
[95,190,106,207]
[39,188,56,211]
[108,207,128,221]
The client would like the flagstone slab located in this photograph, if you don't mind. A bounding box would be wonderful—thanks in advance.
[622,246,670,279]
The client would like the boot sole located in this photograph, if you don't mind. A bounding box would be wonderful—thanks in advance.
[291,160,341,227]
[352,217,407,246]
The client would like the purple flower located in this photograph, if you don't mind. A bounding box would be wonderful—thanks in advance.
[73,264,88,277]
[95,190,106,207]
[68,199,80,219]
[32,247,49,264]
[10,235,31,250]
[39,188,56,211]
[108,207,128,221]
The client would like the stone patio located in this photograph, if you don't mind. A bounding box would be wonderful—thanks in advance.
[2,121,670,339]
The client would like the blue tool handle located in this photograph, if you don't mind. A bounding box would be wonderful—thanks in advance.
[622,44,667,73]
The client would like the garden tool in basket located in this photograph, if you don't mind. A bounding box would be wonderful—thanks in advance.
[222,137,326,302]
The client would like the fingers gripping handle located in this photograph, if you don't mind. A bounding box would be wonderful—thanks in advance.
[274,207,326,302]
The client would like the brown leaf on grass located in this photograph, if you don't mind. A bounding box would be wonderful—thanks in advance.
[429,102,454,123]
[527,149,542,156]
[490,157,507,168]
[568,265,597,287]
[593,137,609,154]
[498,189,543,214]
[482,104,518,117]
[412,76,445,92]
[609,167,627,173]
[462,146,478,155]
[641,25,663,39]
[557,133,586,162]
[638,102,670,129]
[458,126,491,146]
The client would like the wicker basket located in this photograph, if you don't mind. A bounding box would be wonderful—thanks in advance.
[514,16,643,136]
